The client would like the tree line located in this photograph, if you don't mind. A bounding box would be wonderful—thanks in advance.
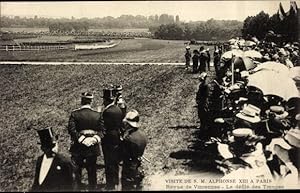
[0,14,179,29]
[151,19,242,41]
[241,4,298,42]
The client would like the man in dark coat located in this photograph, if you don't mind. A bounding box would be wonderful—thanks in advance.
[120,110,147,191]
[31,127,76,192]
[196,72,209,135]
[114,85,127,119]
[100,87,124,190]
[205,48,211,71]
[67,92,102,191]
[199,46,208,73]
[192,49,199,73]
[213,49,221,80]
[185,46,192,70]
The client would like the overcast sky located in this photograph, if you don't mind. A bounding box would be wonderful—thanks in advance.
[1,1,294,22]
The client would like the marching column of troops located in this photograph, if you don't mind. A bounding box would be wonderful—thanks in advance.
[31,85,147,191]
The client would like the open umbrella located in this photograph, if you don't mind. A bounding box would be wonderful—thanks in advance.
[221,49,243,60]
[289,66,300,80]
[254,61,290,76]
[242,57,257,70]
[248,70,299,100]
[244,50,262,59]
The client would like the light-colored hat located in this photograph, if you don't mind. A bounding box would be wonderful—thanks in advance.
[266,105,289,119]
[232,128,253,138]
[186,46,190,49]
[236,104,261,123]
[123,109,140,128]
[296,114,300,121]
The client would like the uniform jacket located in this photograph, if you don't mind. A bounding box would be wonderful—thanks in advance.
[196,80,209,107]
[68,105,102,157]
[101,103,123,146]
[185,51,191,61]
[31,153,75,192]
[121,128,147,162]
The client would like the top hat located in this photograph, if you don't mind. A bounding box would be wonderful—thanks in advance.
[236,104,261,123]
[81,92,94,99]
[102,88,116,100]
[37,127,57,148]
[123,109,140,128]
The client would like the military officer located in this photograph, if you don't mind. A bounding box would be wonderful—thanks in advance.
[100,87,124,190]
[121,110,147,191]
[114,85,127,119]
[196,72,209,134]
[67,92,102,191]
[31,127,76,192]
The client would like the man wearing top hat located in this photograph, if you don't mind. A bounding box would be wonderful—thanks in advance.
[100,87,123,190]
[120,109,147,191]
[31,127,75,192]
[67,92,102,191]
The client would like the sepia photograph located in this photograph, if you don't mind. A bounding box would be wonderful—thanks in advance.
[0,0,299,191]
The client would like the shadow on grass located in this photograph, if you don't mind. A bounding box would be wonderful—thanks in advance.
[168,125,200,130]
[169,126,223,176]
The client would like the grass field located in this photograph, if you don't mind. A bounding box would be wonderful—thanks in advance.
[0,39,213,63]
[0,63,219,191]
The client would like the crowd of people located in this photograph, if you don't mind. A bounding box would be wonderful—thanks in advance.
[31,85,147,191]
[191,34,300,185]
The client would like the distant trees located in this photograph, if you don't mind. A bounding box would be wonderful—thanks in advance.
[242,11,269,40]
[0,14,177,29]
[48,22,89,33]
[152,19,243,40]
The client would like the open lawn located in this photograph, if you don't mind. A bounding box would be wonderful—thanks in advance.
[0,63,219,191]
[0,39,214,63]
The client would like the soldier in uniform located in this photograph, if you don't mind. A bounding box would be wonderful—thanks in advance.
[67,92,102,191]
[196,72,209,135]
[120,110,147,191]
[31,127,76,192]
[114,85,127,119]
[199,46,208,73]
[100,87,124,190]
[205,48,211,71]
[185,46,192,70]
